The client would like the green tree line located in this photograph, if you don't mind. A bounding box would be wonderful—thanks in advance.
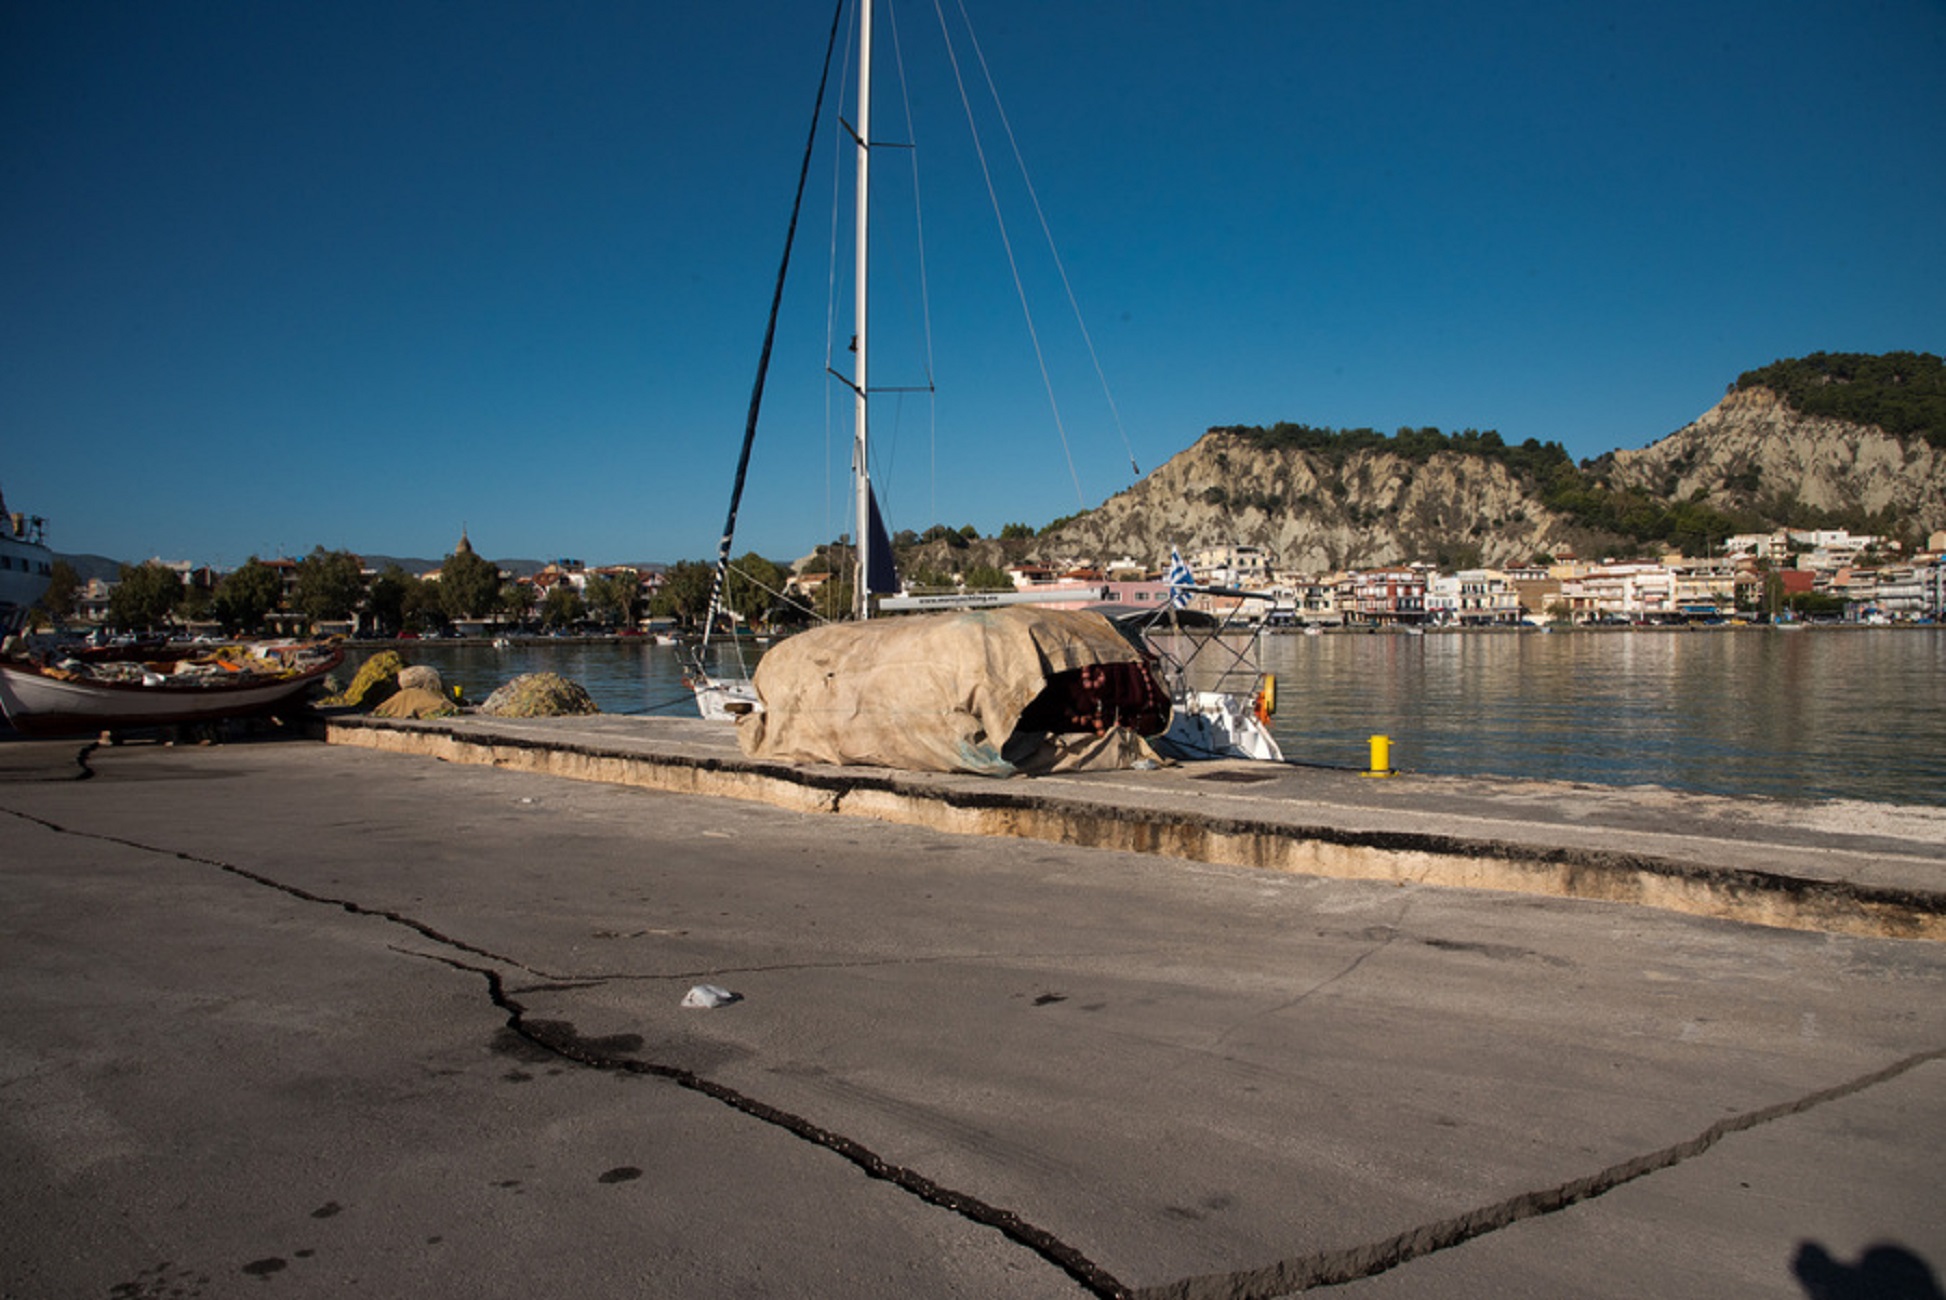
[1735,351,1946,449]
[43,546,680,637]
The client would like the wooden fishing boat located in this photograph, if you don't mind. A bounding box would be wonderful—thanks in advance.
[0,641,343,736]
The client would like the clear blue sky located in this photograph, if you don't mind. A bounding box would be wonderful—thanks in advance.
[5,0,1942,570]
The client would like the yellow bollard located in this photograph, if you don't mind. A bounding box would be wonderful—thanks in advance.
[1365,734,1394,778]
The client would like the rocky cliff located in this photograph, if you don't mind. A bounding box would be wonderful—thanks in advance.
[1023,376,1944,572]
[1040,430,1576,572]
[1599,385,1945,533]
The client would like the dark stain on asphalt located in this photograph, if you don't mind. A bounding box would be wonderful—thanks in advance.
[240,1257,286,1277]
[598,1166,644,1184]
[1420,935,1569,966]
[109,1261,209,1298]
[490,1026,557,1063]
[310,1201,343,1219]
[522,1019,645,1060]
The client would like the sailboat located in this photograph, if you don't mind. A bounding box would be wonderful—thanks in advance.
[684,1,1282,768]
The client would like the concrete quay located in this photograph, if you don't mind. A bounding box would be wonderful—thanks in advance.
[2,726,1942,1299]
[324,713,1946,942]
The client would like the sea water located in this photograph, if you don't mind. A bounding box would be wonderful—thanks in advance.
[349,628,1946,808]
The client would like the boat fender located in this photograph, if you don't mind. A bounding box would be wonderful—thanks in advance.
[1256,674,1276,721]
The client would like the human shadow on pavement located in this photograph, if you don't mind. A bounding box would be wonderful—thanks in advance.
[1794,1241,1944,1300]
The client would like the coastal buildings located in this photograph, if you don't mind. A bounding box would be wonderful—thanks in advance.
[39,530,1946,635]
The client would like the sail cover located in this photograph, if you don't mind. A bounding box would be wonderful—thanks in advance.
[736,606,1171,775]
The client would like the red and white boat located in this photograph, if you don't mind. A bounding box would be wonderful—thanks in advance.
[0,641,343,737]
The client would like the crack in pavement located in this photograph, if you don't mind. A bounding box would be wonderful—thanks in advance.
[1136,1046,1946,1299]
[409,947,1132,1299]
[1,803,1134,1299]
[2,805,548,978]
[12,799,1942,1300]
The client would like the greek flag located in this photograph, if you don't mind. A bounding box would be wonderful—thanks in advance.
[1166,547,1194,609]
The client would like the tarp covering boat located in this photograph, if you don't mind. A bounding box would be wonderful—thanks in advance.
[736,606,1170,775]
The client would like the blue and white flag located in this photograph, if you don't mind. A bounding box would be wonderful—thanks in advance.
[1166,546,1194,609]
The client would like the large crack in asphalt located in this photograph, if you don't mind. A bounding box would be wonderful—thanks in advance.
[1,801,1132,1299]
[9,797,1943,1300]
[408,946,1131,1298]
[1137,1044,1946,1300]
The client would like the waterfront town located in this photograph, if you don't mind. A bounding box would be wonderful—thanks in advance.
[49,525,1946,637]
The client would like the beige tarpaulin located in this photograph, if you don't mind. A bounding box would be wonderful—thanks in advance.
[735,606,1171,776]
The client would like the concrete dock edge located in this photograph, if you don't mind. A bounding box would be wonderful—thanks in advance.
[322,715,1945,942]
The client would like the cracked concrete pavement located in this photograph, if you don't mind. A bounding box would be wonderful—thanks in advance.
[1,734,1942,1298]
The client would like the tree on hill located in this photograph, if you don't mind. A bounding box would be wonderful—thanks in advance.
[540,585,585,629]
[582,572,640,628]
[438,547,503,620]
[293,547,365,627]
[724,552,787,627]
[962,564,1014,592]
[211,559,284,633]
[35,560,80,625]
[1735,351,1946,449]
[365,565,416,636]
[108,562,185,630]
[651,560,715,626]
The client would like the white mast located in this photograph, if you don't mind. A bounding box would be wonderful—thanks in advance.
[850,0,874,621]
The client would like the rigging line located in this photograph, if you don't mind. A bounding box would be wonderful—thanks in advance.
[703,0,848,658]
[822,2,861,555]
[885,0,943,526]
[930,0,1087,510]
[955,0,1142,481]
[723,560,825,627]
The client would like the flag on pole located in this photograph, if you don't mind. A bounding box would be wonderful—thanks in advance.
[1166,546,1194,609]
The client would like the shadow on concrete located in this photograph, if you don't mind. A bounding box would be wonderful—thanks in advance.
[1795,1241,1944,1300]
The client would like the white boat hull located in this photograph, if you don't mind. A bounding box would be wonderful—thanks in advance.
[0,650,342,737]
[1158,689,1284,763]
[691,675,761,722]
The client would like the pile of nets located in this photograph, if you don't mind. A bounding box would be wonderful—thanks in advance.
[478,672,599,718]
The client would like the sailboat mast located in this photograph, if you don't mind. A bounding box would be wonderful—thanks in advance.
[850,0,873,621]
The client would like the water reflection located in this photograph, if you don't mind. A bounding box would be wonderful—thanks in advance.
[350,628,1945,807]
[1261,628,1944,805]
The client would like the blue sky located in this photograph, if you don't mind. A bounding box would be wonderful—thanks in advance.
[4,0,1942,570]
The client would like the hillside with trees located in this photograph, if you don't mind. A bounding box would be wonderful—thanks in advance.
[1731,351,1946,449]
[1040,353,1945,571]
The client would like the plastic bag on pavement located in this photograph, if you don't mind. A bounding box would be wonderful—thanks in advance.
[681,984,739,1009]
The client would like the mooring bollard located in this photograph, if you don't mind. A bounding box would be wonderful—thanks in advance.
[1365,734,1394,778]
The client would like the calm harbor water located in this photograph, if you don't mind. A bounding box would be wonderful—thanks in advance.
[350,628,1946,808]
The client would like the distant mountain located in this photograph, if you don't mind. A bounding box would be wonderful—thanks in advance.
[53,553,127,584]
[357,555,666,578]
[53,552,671,585]
[359,555,549,578]
[1034,352,1946,571]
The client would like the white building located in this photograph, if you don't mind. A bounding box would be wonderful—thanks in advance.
[1187,543,1272,588]
[1560,563,1677,623]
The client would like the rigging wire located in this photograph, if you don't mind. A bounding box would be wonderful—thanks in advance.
[820,4,857,561]
[701,0,847,677]
[928,0,1087,509]
[951,0,1142,481]
[885,0,943,527]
